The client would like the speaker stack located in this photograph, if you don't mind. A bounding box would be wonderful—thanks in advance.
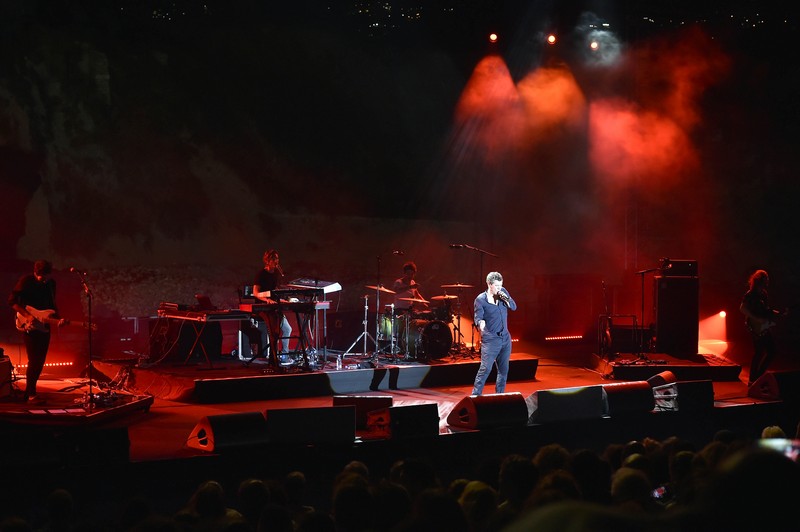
[653,259,699,358]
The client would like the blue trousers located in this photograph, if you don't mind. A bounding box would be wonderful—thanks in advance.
[471,332,512,395]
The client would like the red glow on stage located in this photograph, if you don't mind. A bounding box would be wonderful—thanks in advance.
[588,28,729,188]
[454,55,525,160]
[588,100,697,186]
[698,312,728,357]
[517,66,586,136]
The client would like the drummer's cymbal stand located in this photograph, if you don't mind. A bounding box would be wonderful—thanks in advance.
[449,292,474,359]
[344,294,376,362]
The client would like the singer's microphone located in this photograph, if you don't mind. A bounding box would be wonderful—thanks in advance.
[392,250,404,255]
[449,244,464,249]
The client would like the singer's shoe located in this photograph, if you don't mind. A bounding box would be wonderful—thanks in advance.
[26,394,46,405]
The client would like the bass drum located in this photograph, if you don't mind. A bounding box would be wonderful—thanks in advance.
[405,319,452,360]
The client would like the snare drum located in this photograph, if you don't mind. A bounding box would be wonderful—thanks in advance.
[404,319,452,360]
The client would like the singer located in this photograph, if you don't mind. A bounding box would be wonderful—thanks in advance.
[252,249,292,361]
[471,271,517,396]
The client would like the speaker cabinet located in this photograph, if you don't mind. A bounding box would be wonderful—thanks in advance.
[602,381,655,416]
[265,406,355,445]
[748,370,800,402]
[653,276,698,357]
[526,386,606,424]
[186,412,268,452]
[333,395,393,429]
[366,403,440,439]
[446,392,529,430]
[654,380,714,412]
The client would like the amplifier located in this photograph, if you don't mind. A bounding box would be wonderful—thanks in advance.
[658,258,698,277]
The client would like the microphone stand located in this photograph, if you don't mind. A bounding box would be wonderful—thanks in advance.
[453,244,499,353]
[634,266,661,362]
[74,270,97,410]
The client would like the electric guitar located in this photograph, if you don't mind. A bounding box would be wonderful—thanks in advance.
[745,316,776,336]
[745,307,790,337]
[15,306,96,333]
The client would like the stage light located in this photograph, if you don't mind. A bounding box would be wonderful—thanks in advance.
[547,34,557,45]
[719,310,726,318]
[589,40,599,51]
[488,33,498,44]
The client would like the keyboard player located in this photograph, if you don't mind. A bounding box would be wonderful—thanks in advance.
[253,249,292,358]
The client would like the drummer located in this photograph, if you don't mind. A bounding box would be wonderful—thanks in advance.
[392,261,427,314]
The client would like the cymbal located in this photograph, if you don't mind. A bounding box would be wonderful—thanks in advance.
[431,295,458,301]
[398,297,429,304]
[441,283,473,289]
[365,285,395,294]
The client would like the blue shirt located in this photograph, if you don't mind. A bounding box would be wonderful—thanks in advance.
[474,288,516,336]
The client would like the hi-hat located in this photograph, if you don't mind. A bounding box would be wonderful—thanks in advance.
[431,295,458,301]
[398,297,428,304]
[441,283,473,289]
[366,285,395,294]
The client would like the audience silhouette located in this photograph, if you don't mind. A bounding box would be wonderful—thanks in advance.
[0,422,797,532]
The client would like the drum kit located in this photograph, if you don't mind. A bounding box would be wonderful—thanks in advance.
[370,282,474,362]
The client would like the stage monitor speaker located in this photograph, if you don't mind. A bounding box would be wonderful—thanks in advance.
[653,275,699,357]
[748,370,800,402]
[366,403,440,439]
[266,406,355,445]
[333,395,393,429]
[647,370,677,388]
[56,426,131,464]
[186,412,268,452]
[526,386,605,424]
[653,380,714,412]
[445,392,529,430]
[601,381,655,416]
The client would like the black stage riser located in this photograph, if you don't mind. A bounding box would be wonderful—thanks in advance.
[96,358,539,404]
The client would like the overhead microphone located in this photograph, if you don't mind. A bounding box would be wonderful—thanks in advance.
[392,250,404,255]
[449,244,464,249]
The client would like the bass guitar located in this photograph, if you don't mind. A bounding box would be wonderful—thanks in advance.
[15,306,96,333]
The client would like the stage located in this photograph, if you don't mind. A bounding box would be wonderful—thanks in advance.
[1,341,789,466]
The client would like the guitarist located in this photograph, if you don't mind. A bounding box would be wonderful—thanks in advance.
[7,259,64,404]
[739,269,783,386]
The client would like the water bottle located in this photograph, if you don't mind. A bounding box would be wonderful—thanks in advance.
[336,354,343,370]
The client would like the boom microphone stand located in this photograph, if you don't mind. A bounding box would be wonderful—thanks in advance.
[634,265,662,361]
[72,269,97,410]
[450,243,499,353]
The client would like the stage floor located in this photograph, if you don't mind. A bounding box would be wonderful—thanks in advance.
[0,342,781,465]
